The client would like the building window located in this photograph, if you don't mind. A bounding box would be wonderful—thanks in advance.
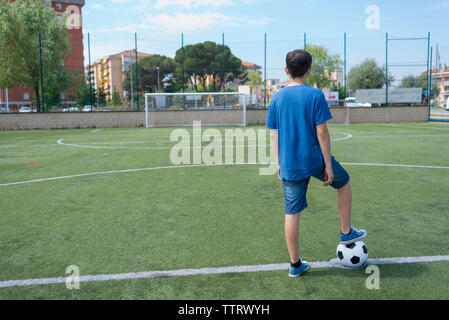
[56,14,63,22]
[60,59,65,66]
[24,93,29,100]
[56,3,62,10]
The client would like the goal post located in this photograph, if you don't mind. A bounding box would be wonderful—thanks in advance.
[144,92,248,128]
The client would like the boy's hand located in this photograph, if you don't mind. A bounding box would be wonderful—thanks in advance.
[323,165,334,186]
[277,164,281,180]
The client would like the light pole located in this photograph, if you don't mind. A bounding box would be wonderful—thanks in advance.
[156,67,160,93]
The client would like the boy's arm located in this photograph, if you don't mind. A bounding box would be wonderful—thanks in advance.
[269,129,281,180]
[316,122,334,186]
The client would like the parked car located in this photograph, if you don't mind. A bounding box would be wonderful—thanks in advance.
[82,105,93,112]
[0,106,6,113]
[345,97,372,108]
[445,99,449,111]
[19,107,32,113]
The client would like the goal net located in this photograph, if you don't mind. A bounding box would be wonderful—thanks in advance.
[144,92,248,128]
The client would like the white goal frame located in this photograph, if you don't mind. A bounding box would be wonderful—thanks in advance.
[144,92,247,128]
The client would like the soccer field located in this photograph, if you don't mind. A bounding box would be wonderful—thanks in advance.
[0,122,449,300]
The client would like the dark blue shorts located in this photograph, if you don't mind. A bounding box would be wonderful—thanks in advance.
[282,156,350,215]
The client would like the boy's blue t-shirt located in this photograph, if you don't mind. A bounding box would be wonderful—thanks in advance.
[266,84,333,181]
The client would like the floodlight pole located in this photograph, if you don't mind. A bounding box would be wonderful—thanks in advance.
[304,32,307,50]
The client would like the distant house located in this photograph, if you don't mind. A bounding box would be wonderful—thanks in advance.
[242,61,262,74]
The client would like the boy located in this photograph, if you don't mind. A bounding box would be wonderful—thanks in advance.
[266,50,367,278]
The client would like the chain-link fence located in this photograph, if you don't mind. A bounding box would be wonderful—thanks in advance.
[0,31,438,116]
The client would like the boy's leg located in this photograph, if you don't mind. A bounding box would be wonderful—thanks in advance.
[337,181,352,235]
[314,156,366,243]
[282,179,309,267]
[285,213,301,264]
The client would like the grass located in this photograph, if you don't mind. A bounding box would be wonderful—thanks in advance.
[0,122,449,300]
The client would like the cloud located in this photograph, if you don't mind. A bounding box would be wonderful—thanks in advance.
[154,0,234,9]
[115,12,245,34]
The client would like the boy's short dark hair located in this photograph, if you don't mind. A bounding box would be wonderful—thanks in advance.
[286,50,312,78]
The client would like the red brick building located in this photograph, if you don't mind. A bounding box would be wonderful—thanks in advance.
[0,0,85,111]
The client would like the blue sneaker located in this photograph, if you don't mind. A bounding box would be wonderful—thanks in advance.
[289,261,310,278]
[340,227,367,244]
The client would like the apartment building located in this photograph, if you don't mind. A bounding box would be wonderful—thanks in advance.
[86,49,151,101]
[0,0,85,111]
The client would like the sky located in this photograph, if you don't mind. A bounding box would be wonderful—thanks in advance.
[81,0,449,84]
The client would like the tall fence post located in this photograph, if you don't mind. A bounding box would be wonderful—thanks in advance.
[182,33,184,94]
[88,32,93,111]
[39,31,44,113]
[264,33,267,109]
[344,32,347,99]
[135,32,140,111]
[426,32,431,110]
[222,33,225,91]
[385,32,388,106]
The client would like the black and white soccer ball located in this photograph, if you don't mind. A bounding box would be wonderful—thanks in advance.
[336,241,368,268]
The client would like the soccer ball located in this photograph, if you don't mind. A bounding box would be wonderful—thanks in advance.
[336,241,368,268]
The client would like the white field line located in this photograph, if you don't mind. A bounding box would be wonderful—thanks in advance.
[2,131,449,148]
[342,163,449,170]
[1,255,448,289]
[55,134,352,150]
[1,162,449,188]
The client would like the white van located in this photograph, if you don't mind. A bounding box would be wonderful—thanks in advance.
[345,97,372,108]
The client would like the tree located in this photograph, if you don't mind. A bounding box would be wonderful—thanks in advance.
[347,58,392,93]
[123,55,177,94]
[0,0,72,112]
[330,84,347,100]
[174,41,246,92]
[74,81,96,108]
[111,88,122,107]
[399,74,440,101]
[247,71,262,94]
[305,45,342,90]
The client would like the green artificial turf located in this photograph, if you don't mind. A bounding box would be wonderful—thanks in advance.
[0,122,448,299]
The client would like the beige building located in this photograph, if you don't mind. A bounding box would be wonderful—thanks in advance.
[86,49,151,101]
[431,65,449,106]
